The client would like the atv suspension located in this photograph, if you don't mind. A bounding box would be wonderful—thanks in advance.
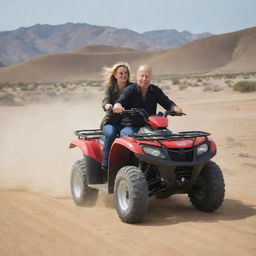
[138,161,166,196]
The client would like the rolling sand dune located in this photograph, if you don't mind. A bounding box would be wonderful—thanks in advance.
[0,85,256,255]
[0,45,157,82]
[0,27,256,83]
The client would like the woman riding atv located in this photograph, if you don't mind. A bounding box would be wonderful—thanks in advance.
[100,62,132,174]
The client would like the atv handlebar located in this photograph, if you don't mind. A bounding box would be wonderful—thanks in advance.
[163,110,186,117]
[123,108,149,117]
[123,108,186,118]
[108,107,185,120]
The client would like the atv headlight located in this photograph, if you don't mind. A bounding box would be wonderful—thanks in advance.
[142,146,166,159]
[196,143,209,156]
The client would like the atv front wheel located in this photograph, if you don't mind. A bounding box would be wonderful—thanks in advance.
[188,161,225,212]
[114,166,148,223]
[71,159,98,206]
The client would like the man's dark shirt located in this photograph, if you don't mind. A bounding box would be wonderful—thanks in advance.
[115,83,176,127]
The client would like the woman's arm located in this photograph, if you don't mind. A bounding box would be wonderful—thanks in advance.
[102,86,112,111]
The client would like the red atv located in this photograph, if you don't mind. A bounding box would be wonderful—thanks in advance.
[69,109,225,223]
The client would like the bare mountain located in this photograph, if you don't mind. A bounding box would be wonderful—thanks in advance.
[143,29,212,47]
[0,27,255,83]
[0,23,212,65]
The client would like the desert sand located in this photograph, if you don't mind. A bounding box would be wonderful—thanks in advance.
[0,82,255,256]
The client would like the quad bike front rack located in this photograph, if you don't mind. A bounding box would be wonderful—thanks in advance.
[75,129,103,139]
[129,131,211,141]
[75,129,210,141]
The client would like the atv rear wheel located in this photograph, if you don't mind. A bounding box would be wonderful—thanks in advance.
[114,166,148,223]
[71,159,98,206]
[188,161,225,212]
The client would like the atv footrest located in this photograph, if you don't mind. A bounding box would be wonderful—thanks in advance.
[88,184,108,193]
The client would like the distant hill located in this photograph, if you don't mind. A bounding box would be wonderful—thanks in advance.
[0,26,255,83]
[0,23,212,65]
[143,29,212,48]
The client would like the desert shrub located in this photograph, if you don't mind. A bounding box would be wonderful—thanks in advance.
[19,83,30,91]
[190,83,201,87]
[46,88,58,97]
[160,85,171,91]
[225,80,232,84]
[233,81,256,92]
[152,78,162,84]
[88,81,101,87]
[203,83,224,92]
[225,80,235,88]
[238,153,249,158]
[225,74,236,79]
[0,92,16,105]
[60,83,67,88]
[212,74,221,80]
[171,78,181,85]
[97,86,105,91]
[178,84,188,90]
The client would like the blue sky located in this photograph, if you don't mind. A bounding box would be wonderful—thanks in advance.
[1,0,256,34]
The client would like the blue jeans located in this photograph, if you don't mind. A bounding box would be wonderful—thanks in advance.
[120,126,140,137]
[102,124,121,167]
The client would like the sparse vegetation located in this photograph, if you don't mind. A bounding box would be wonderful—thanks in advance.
[0,79,103,105]
[1,72,256,105]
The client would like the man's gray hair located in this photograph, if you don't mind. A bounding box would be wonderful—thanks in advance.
[137,65,152,73]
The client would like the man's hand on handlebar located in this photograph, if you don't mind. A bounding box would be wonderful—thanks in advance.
[172,105,183,113]
[164,106,185,116]
[113,103,124,113]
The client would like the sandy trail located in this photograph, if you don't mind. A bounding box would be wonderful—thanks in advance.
[0,87,256,256]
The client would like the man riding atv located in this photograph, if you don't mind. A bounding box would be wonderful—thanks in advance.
[113,64,183,137]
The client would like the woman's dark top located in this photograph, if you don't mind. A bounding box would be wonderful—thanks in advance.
[100,83,131,128]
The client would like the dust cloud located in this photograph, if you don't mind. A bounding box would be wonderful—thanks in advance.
[0,91,104,197]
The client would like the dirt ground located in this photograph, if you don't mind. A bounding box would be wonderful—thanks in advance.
[0,86,256,256]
